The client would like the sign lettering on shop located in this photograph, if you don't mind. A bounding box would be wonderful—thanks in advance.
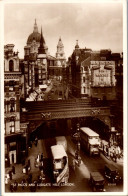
[95,74,108,77]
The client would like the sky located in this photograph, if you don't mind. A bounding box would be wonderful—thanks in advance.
[4,0,123,60]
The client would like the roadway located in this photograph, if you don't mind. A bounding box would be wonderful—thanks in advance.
[5,136,123,193]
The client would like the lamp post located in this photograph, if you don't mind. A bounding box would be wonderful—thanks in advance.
[75,123,81,166]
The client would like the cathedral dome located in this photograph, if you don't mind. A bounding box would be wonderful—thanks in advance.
[27,32,41,44]
[27,19,41,44]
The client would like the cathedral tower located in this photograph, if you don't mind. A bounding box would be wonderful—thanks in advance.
[56,37,66,68]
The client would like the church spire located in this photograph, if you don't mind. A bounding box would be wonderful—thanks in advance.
[33,18,38,33]
[38,26,46,54]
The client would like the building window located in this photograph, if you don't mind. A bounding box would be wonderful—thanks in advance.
[10,120,15,133]
[10,98,15,112]
[83,77,85,83]
[9,80,15,91]
[9,60,14,72]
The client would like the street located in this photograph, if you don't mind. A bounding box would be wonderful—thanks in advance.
[5,136,123,192]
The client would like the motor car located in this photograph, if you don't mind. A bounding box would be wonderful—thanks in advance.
[104,164,121,183]
[90,172,106,192]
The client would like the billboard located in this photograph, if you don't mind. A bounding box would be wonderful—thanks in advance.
[90,61,115,87]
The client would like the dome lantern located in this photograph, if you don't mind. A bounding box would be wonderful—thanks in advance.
[75,40,79,49]
[33,18,38,33]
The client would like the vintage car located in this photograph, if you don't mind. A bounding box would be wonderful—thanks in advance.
[90,172,106,192]
[104,164,121,183]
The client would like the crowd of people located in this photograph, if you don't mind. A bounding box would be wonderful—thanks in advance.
[100,140,123,162]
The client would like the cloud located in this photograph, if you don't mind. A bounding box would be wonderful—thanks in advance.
[4,2,123,59]
[43,16,62,26]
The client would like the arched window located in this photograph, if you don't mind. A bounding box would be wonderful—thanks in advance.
[9,60,14,72]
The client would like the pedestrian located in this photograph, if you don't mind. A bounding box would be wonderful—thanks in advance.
[21,178,26,190]
[112,149,116,162]
[77,142,80,152]
[37,154,40,162]
[40,161,44,171]
[27,174,32,183]
[28,159,30,167]
[78,156,81,166]
[106,146,108,156]
[103,144,104,153]
[117,146,121,158]
[26,165,28,174]
[22,159,25,166]
[35,137,38,146]
[75,150,78,160]
[41,153,43,161]
[12,166,15,174]
[5,176,8,184]
[9,171,12,180]
[28,164,31,172]
[108,147,110,157]
[10,183,14,192]
[22,166,26,174]
[14,180,18,191]
[38,175,42,183]
[29,141,32,148]
[34,158,37,167]
[110,149,113,158]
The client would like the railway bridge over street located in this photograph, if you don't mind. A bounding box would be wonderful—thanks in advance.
[20,98,112,136]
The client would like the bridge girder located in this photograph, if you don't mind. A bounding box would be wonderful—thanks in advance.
[21,106,111,133]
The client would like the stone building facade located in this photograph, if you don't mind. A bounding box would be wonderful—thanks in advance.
[70,42,121,100]
[4,44,27,166]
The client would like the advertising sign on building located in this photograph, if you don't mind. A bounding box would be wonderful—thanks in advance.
[90,61,115,87]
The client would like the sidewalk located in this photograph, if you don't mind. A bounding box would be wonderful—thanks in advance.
[5,139,46,192]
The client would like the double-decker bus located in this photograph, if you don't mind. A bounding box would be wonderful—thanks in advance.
[80,127,100,156]
[51,144,69,184]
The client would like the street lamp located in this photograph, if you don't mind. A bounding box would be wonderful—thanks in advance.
[74,123,81,166]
